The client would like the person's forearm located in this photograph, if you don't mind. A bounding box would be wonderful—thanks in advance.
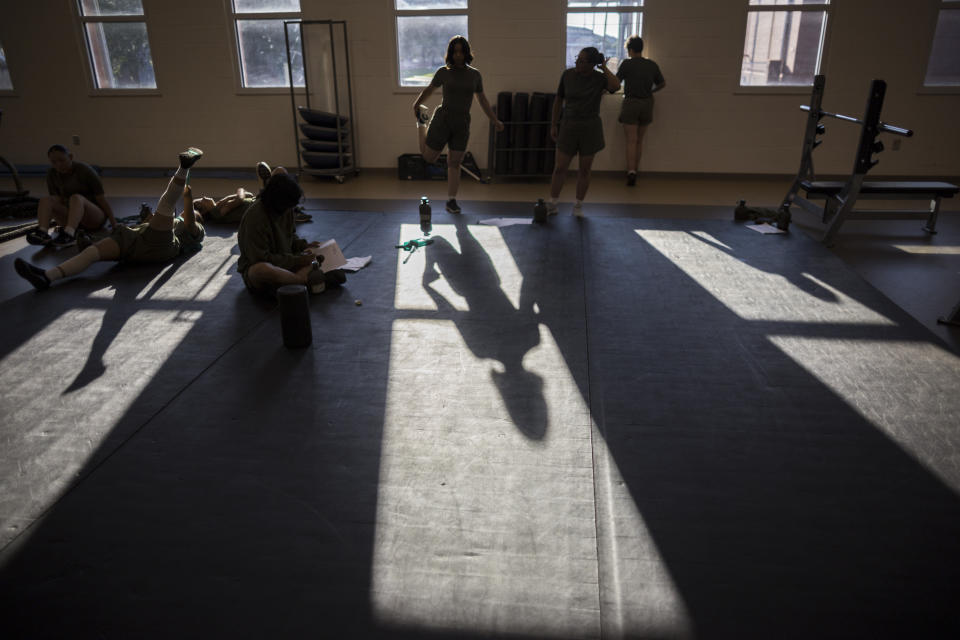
[477,94,497,122]
[97,196,117,224]
[551,100,562,127]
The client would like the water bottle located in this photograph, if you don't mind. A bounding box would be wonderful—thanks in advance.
[419,196,432,235]
[533,198,547,223]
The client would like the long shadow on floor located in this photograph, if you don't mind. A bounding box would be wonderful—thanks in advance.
[0,210,958,638]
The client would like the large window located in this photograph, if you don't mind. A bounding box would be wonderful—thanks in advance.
[740,0,830,87]
[231,0,304,88]
[0,38,12,91]
[566,1,643,73]
[395,1,469,87]
[925,1,960,86]
[77,0,157,90]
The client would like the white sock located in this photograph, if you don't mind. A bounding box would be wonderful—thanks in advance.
[64,226,76,236]
[155,174,187,217]
[46,245,101,281]
[550,197,558,205]
[38,224,49,233]
[575,199,583,206]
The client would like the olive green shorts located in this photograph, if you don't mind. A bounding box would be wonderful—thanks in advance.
[556,117,605,156]
[110,224,179,263]
[240,267,280,299]
[619,96,654,126]
[425,107,471,152]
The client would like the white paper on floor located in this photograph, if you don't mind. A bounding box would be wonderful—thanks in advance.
[746,223,787,234]
[340,256,372,271]
[478,217,533,227]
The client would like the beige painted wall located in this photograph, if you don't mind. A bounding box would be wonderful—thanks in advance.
[0,0,956,176]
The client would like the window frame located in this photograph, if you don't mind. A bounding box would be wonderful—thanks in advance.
[392,1,471,92]
[225,0,305,95]
[919,0,960,94]
[734,0,833,95]
[563,1,644,91]
[73,0,160,96]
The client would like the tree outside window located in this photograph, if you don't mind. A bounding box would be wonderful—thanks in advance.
[395,1,468,87]
[78,0,157,90]
[231,0,304,88]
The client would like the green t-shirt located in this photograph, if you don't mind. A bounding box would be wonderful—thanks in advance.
[430,65,484,117]
[174,217,205,253]
[616,57,664,99]
[46,161,104,202]
[557,68,610,121]
[237,199,308,273]
[210,197,256,224]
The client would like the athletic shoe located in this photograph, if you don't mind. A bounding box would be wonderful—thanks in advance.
[26,229,52,246]
[307,264,326,295]
[14,258,50,290]
[294,212,313,224]
[416,105,430,126]
[572,201,584,217]
[256,161,272,186]
[324,269,346,289]
[446,199,461,214]
[178,147,204,169]
[138,202,152,223]
[51,230,76,248]
[626,172,637,187]
[76,229,93,251]
[546,201,559,216]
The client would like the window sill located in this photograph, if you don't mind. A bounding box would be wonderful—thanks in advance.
[89,89,162,97]
[733,85,816,95]
[917,85,960,95]
[235,87,307,96]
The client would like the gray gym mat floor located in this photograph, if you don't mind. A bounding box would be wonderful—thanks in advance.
[1,200,958,639]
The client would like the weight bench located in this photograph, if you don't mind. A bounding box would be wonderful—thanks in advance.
[779,75,959,246]
[799,180,959,242]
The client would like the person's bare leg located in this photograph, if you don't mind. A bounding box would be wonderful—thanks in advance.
[45,237,120,283]
[65,194,105,234]
[624,124,639,174]
[634,124,648,175]
[550,150,574,199]
[446,150,464,200]
[36,196,60,233]
[422,143,441,165]
[575,154,595,202]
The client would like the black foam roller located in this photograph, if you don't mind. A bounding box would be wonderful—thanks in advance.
[526,92,548,174]
[495,91,512,175]
[510,92,528,175]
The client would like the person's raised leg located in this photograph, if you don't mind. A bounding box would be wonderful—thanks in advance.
[624,124,639,184]
[446,149,464,212]
[150,147,203,232]
[573,154,595,217]
[549,150,575,215]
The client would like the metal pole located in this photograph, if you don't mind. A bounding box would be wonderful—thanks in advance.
[284,21,302,177]
[342,21,358,174]
[329,21,344,173]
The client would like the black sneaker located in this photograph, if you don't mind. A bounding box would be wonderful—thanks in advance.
[256,161,272,186]
[416,105,430,126]
[14,258,50,290]
[51,230,76,248]
[26,229,52,246]
[76,229,93,251]
[323,269,346,289]
[138,202,152,223]
[626,172,637,187]
[445,199,461,214]
[178,147,204,169]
